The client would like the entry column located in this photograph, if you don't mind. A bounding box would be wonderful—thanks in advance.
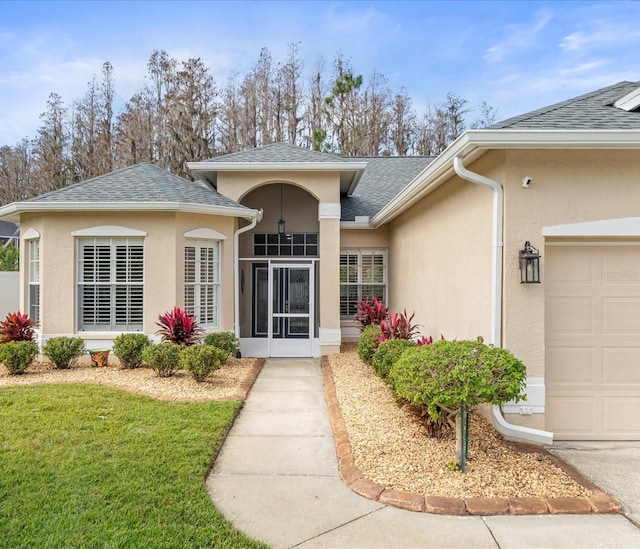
[318,202,342,355]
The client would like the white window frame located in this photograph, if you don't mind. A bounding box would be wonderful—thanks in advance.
[184,239,221,330]
[77,237,144,331]
[340,249,387,320]
[28,238,40,322]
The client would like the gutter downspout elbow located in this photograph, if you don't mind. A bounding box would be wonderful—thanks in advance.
[453,156,553,446]
[233,210,263,339]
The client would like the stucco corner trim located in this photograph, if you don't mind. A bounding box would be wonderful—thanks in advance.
[71,225,147,237]
[184,228,227,240]
[319,328,342,346]
[318,202,341,220]
[22,228,40,240]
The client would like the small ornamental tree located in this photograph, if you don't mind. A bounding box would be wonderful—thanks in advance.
[391,337,526,471]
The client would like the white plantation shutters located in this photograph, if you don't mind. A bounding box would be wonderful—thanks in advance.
[78,238,144,330]
[28,239,40,322]
[184,240,220,328]
[339,249,387,319]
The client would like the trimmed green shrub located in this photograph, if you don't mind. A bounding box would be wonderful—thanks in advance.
[179,345,227,382]
[141,342,181,378]
[0,341,39,375]
[203,332,239,361]
[358,324,381,365]
[42,337,86,369]
[113,333,152,369]
[391,338,527,422]
[372,338,416,383]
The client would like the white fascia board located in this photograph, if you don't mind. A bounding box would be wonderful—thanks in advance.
[0,201,260,221]
[187,161,369,172]
[465,129,640,149]
[371,129,640,227]
[340,221,374,229]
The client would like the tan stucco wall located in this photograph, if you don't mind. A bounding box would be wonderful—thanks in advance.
[340,226,389,248]
[502,149,640,382]
[388,164,494,343]
[217,171,340,204]
[19,210,237,339]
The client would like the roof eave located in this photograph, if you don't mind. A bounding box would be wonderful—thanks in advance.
[370,129,640,227]
[0,201,259,222]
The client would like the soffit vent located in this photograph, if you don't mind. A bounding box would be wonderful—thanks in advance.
[613,86,640,112]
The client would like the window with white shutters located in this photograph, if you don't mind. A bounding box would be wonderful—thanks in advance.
[77,238,144,331]
[184,240,220,329]
[28,239,40,322]
[339,249,387,320]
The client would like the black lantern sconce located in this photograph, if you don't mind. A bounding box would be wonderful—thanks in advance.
[519,241,541,283]
[277,184,286,236]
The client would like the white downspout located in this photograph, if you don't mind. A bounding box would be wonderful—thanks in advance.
[233,209,263,339]
[453,156,553,445]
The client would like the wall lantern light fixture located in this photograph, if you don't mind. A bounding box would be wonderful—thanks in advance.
[278,183,286,236]
[519,241,541,283]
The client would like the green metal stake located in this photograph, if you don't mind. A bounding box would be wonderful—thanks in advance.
[458,403,469,472]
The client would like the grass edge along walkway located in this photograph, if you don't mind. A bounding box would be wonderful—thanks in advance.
[0,383,268,549]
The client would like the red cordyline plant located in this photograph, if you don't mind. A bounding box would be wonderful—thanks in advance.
[378,310,420,343]
[354,297,389,330]
[0,311,39,344]
[415,334,446,346]
[155,307,204,346]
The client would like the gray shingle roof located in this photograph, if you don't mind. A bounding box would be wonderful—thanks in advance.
[203,142,355,163]
[28,163,249,210]
[490,81,640,129]
[341,156,434,221]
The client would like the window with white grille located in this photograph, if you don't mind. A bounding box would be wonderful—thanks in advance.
[77,238,144,331]
[185,240,220,329]
[28,239,40,322]
[339,249,387,320]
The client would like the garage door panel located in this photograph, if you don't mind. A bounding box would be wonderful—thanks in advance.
[602,298,640,334]
[547,297,594,335]
[546,395,596,435]
[546,346,595,384]
[602,397,640,435]
[602,347,640,384]
[546,244,640,440]
[547,248,594,285]
[601,250,640,286]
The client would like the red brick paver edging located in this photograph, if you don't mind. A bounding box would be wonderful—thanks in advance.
[320,356,622,517]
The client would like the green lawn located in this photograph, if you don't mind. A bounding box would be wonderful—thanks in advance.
[0,383,268,549]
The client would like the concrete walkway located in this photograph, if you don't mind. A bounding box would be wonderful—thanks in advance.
[207,358,640,548]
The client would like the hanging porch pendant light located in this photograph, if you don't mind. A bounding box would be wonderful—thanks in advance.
[278,183,286,236]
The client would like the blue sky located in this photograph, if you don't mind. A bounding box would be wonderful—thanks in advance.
[1,0,639,146]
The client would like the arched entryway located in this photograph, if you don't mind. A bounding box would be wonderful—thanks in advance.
[238,183,320,357]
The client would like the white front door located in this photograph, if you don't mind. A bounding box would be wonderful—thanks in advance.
[252,262,314,357]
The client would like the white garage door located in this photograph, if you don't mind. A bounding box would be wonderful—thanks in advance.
[545,244,640,440]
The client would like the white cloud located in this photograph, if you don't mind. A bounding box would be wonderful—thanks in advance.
[484,11,552,63]
[560,20,640,52]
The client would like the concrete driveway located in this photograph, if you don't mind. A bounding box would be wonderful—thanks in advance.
[549,442,640,526]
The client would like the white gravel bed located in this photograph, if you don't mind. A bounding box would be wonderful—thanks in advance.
[0,356,257,401]
[329,349,592,499]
